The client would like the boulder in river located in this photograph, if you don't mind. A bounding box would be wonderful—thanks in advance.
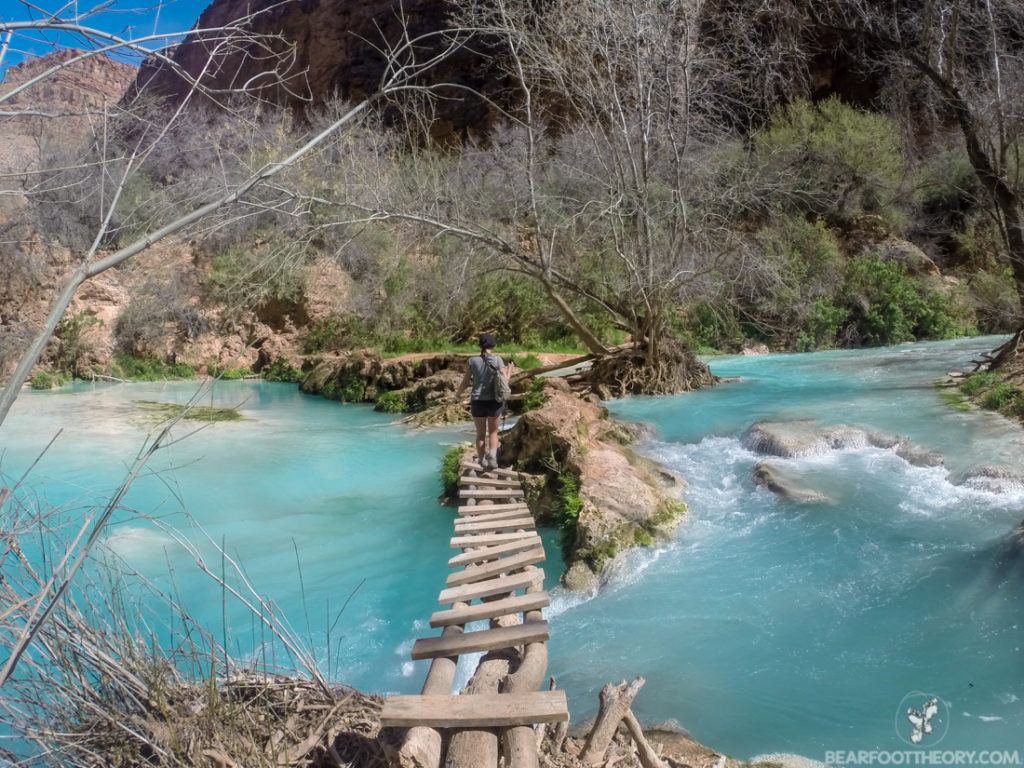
[952,465,1024,493]
[501,378,685,589]
[753,461,829,504]
[744,420,945,467]
[744,420,869,457]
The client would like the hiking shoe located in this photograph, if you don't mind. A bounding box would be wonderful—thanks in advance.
[484,454,497,471]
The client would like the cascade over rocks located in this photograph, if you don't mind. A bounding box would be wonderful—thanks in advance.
[500,379,686,588]
[744,420,944,467]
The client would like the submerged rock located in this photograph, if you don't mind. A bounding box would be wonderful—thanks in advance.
[745,420,945,467]
[744,420,869,457]
[752,461,829,504]
[953,465,1024,493]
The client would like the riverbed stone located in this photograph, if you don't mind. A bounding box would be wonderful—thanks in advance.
[752,461,829,504]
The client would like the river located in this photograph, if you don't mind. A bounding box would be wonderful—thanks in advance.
[2,336,1021,761]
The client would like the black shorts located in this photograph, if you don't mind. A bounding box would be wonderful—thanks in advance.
[471,399,505,418]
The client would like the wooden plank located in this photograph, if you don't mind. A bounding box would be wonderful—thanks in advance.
[454,507,534,524]
[446,548,545,587]
[458,502,529,517]
[462,476,522,488]
[450,531,538,548]
[459,488,524,499]
[380,690,568,729]
[461,463,521,478]
[429,592,550,628]
[454,517,534,534]
[448,537,543,568]
[438,568,542,605]
[411,620,550,660]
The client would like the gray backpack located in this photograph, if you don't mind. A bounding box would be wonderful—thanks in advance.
[483,354,512,403]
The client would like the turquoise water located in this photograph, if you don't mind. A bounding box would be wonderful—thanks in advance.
[556,336,1023,759]
[2,337,1022,761]
[0,381,563,696]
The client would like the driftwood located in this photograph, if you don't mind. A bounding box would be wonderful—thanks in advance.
[580,677,646,765]
[622,710,668,768]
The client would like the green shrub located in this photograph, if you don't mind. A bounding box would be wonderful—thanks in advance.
[262,359,302,382]
[967,269,1021,334]
[521,378,548,412]
[205,239,306,315]
[53,311,100,375]
[508,353,543,370]
[440,445,464,498]
[304,315,373,354]
[840,256,974,345]
[110,354,196,381]
[753,97,906,225]
[794,299,850,351]
[680,301,745,353]
[960,371,997,396]
[30,370,67,390]
[375,390,409,413]
[556,473,584,556]
[209,365,250,380]
[320,375,366,403]
[981,382,1017,411]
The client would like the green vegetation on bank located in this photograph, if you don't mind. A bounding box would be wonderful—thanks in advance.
[955,370,1024,420]
[440,445,465,499]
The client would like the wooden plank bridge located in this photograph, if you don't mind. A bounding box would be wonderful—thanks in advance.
[381,457,568,768]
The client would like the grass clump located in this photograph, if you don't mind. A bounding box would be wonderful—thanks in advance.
[960,371,998,396]
[440,445,465,498]
[111,354,196,381]
[135,401,244,423]
[981,382,1017,411]
[209,365,251,380]
[30,370,68,390]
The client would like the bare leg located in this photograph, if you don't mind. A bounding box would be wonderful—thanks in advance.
[487,415,501,463]
[474,416,487,463]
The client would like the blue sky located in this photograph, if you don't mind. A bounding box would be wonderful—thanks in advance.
[1,0,210,76]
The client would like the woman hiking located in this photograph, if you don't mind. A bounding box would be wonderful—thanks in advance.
[456,333,514,470]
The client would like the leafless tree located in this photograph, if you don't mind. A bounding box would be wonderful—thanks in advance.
[0,0,473,427]
[308,0,747,394]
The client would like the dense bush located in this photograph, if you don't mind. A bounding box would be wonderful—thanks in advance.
[30,370,68,390]
[839,256,974,345]
[261,359,303,382]
[752,97,907,226]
